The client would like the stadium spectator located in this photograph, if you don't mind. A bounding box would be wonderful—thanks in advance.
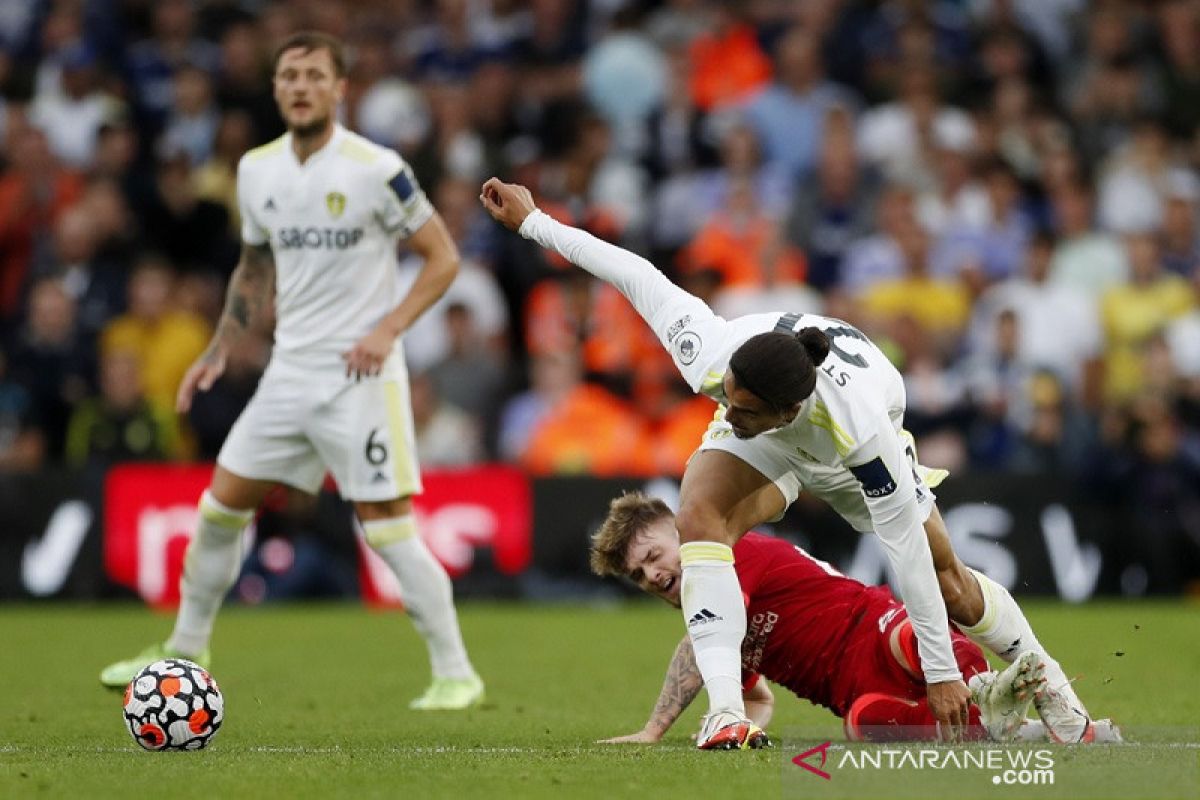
[1048,181,1130,297]
[45,205,127,341]
[6,278,93,457]
[969,231,1103,407]
[192,110,255,236]
[428,303,507,425]
[678,178,806,291]
[408,0,507,84]
[932,159,1034,294]
[856,64,974,186]
[499,348,648,476]
[686,1,772,112]
[1158,169,1200,278]
[1156,0,1200,140]
[125,0,221,140]
[740,25,857,180]
[582,7,668,156]
[0,346,45,472]
[100,255,211,416]
[411,371,485,469]
[1097,118,1179,235]
[641,40,720,185]
[213,20,282,145]
[160,64,221,167]
[787,106,877,290]
[64,348,180,469]
[29,44,124,170]
[0,123,85,321]
[138,150,235,274]
[1100,233,1195,402]
[860,222,971,345]
[840,184,931,294]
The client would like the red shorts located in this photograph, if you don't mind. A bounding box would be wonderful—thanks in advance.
[829,596,987,716]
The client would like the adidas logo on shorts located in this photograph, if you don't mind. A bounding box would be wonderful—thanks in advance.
[688,608,722,627]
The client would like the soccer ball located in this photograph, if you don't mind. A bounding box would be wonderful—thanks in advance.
[122,658,223,751]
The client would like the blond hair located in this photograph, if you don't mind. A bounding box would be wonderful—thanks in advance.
[589,491,674,577]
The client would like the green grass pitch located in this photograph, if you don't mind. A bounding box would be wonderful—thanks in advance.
[0,601,1196,799]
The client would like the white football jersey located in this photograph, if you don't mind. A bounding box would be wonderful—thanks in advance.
[237,124,434,372]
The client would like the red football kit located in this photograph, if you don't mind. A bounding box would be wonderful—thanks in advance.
[734,533,987,738]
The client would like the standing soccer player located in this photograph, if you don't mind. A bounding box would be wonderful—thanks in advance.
[480,179,1094,747]
[101,32,484,710]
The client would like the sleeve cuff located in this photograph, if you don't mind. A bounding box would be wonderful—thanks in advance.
[518,208,548,240]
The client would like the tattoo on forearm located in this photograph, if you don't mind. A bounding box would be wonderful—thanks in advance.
[647,637,704,735]
[213,242,275,347]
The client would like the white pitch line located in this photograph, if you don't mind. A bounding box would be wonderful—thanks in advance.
[1,743,1197,754]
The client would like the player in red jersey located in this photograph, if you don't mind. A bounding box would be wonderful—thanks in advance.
[589,492,1121,745]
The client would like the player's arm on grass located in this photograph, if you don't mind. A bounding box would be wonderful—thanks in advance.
[848,433,970,735]
[743,674,774,731]
[176,241,275,412]
[343,213,459,378]
[598,636,703,744]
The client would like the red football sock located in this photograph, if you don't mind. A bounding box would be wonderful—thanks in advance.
[845,693,986,742]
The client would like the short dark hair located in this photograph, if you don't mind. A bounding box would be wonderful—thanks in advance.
[273,31,346,77]
[728,327,830,410]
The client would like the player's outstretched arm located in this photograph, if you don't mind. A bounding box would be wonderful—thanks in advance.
[177,241,275,413]
[480,177,686,323]
[598,636,703,744]
[342,213,459,379]
[481,178,724,392]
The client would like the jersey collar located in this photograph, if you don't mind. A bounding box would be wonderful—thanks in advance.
[284,123,345,168]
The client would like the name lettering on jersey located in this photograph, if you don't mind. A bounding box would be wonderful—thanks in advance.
[849,457,897,498]
[325,191,347,219]
[821,362,850,387]
[666,315,691,343]
[742,611,779,672]
[675,331,702,365]
[276,226,365,250]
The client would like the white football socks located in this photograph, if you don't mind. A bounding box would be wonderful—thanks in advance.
[168,490,253,656]
[363,515,476,681]
[679,541,746,716]
[960,569,1089,715]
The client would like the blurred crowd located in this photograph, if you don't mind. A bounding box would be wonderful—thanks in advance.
[1,0,1198,578]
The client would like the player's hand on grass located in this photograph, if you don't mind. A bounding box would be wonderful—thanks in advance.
[343,325,394,380]
[177,346,227,413]
[597,729,662,744]
[479,178,537,231]
[927,679,972,741]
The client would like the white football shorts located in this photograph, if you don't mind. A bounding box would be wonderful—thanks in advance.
[217,353,422,502]
[695,415,940,533]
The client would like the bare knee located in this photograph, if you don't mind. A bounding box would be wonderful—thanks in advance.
[674,502,733,545]
[355,495,412,522]
[208,467,275,511]
[938,562,983,625]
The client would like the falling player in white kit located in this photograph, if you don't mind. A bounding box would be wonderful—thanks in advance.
[100,32,484,710]
[480,179,1099,747]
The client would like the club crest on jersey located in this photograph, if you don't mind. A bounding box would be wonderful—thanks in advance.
[675,331,702,365]
[325,191,347,219]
